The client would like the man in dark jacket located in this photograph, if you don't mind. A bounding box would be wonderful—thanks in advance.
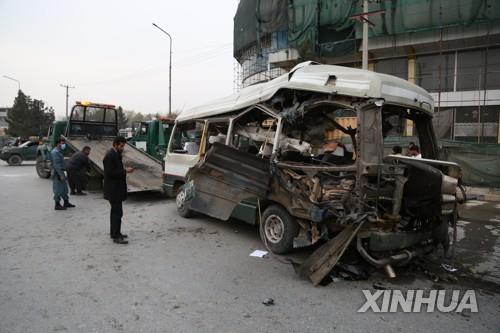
[67,146,91,195]
[103,136,134,244]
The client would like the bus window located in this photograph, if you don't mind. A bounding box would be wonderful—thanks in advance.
[169,121,204,155]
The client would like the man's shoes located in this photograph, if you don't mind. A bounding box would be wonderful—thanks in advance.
[113,237,128,244]
[75,191,87,196]
[63,201,76,208]
[109,233,128,239]
[55,203,66,210]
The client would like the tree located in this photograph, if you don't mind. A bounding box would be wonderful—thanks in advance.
[131,112,145,123]
[124,110,135,127]
[44,107,56,133]
[6,90,54,138]
[6,90,29,137]
[116,106,128,129]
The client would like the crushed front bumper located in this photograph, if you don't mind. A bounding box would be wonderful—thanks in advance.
[357,219,449,267]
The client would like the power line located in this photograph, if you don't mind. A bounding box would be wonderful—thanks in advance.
[73,45,233,87]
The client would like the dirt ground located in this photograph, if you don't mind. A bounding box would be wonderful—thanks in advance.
[0,162,499,333]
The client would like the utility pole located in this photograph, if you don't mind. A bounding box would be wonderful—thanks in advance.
[362,0,369,70]
[60,84,75,120]
[348,2,384,70]
[152,23,173,117]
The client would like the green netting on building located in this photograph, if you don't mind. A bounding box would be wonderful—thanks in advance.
[288,0,355,56]
[235,0,500,58]
[384,137,500,187]
[362,0,500,38]
[287,0,320,55]
[439,139,500,188]
[234,0,288,56]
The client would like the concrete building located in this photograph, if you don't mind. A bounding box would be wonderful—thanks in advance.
[0,107,9,135]
[233,0,500,143]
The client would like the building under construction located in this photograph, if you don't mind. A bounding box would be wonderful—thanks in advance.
[233,0,500,144]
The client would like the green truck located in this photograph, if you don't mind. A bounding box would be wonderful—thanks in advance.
[36,101,164,193]
[127,117,175,162]
[36,120,67,176]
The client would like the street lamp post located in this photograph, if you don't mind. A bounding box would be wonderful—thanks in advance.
[3,75,21,91]
[152,23,173,117]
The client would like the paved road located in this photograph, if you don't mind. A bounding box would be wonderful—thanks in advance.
[0,163,499,333]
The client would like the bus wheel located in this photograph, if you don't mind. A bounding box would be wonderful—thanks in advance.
[259,204,299,254]
[176,185,194,218]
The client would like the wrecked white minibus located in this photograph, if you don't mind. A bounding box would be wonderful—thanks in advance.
[164,62,464,284]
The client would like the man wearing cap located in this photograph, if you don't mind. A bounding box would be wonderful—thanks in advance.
[51,138,75,210]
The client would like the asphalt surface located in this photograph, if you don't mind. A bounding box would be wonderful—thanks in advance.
[0,163,499,333]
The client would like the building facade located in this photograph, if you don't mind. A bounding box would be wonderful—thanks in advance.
[0,107,9,135]
[233,0,500,143]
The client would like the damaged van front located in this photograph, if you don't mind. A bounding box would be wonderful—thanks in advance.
[176,62,463,283]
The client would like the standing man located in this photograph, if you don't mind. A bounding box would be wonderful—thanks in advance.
[51,137,75,210]
[392,145,403,155]
[408,145,422,158]
[103,136,134,244]
[67,146,91,195]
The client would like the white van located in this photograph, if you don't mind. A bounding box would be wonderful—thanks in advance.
[162,62,463,279]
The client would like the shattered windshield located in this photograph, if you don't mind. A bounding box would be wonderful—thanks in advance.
[381,105,436,158]
[279,104,357,166]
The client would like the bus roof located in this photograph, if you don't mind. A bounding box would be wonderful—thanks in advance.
[176,62,434,122]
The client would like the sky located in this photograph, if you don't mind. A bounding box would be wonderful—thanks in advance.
[0,0,238,118]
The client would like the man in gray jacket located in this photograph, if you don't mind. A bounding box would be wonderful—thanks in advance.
[51,138,75,210]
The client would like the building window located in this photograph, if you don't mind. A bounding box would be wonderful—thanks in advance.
[416,53,454,93]
[374,58,408,80]
[486,47,500,90]
[454,106,499,143]
[274,30,288,50]
[456,49,485,91]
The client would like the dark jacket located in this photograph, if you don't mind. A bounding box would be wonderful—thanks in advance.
[67,151,90,172]
[103,148,127,202]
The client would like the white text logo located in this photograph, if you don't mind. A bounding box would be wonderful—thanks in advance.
[358,289,478,313]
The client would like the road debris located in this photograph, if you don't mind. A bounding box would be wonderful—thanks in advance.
[250,250,268,258]
[441,263,458,272]
[298,218,366,286]
[373,282,387,290]
[262,298,275,306]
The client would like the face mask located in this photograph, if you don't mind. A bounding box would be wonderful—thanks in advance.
[61,143,67,150]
